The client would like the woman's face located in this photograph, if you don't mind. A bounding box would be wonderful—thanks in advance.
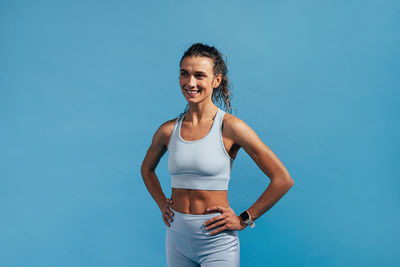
[179,56,221,104]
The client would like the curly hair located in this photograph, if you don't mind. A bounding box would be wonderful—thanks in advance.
[177,43,235,120]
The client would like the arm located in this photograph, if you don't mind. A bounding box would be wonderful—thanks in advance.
[232,116,294,222]
[140,120,175,226]
[204,116,294,234]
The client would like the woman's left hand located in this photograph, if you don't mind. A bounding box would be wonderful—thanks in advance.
[203,206,248,235]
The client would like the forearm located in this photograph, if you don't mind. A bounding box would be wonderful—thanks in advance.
[141,170,168,210]
[247,175,294,220]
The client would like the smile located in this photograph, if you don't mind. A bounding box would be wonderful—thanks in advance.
[185,89,201,96]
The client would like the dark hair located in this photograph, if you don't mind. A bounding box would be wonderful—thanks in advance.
[177,43,235,120]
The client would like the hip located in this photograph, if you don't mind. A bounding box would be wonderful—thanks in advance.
[167,207,238,239]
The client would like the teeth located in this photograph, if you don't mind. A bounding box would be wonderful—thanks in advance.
[187,90,199,93]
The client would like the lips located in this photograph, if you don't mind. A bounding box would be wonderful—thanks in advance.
[185,89,201,97]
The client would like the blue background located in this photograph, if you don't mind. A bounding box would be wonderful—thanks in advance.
[1,0,399,266]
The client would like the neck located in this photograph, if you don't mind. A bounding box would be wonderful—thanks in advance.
[185,104,219,123]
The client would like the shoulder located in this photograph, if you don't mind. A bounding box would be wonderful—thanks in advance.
[142,117,178,171]
[222,111,249,134]
[152,117,179,147]
[222,112,236,129]
[222,111,259,147]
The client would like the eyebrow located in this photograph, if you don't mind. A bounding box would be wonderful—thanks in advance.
[180,69,208,75]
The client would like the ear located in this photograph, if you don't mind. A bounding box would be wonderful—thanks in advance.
[213,74,223,88]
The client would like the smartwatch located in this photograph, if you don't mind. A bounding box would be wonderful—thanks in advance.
[239,210,255,228]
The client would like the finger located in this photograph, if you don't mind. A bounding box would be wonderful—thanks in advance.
[164,211,173,222]
[204,214,225,227]
[167,207,174,218]
[206,219,227,231]
[163,215,170,227]
[210,225,227,235]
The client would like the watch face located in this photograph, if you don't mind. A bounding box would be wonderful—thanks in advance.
[240,211,250,221]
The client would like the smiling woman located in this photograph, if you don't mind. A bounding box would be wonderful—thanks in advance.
[180,57,216,101]
[140,43,294,267]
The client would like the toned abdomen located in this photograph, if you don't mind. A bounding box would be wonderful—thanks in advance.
[171,188,229,214]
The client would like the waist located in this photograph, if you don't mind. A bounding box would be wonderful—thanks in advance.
[168,207,225,236]
[171,188,229,215]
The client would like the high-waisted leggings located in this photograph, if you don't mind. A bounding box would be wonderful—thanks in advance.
[165,207,240,266]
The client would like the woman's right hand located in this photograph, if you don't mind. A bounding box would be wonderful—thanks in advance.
[161,198,174,227]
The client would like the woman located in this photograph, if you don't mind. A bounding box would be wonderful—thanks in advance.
[140,43,294,266]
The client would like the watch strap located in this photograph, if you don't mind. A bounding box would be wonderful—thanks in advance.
[240,210,255,228]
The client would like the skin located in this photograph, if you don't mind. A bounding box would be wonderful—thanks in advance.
[141,56,294,235]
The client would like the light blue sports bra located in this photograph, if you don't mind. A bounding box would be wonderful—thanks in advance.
[167,108,234,190]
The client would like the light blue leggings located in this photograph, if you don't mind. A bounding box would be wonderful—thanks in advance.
[165,207,240,266]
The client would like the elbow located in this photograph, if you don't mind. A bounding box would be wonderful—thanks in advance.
[286,176,294,188]
[140,163,145,175]
[271,170,294,187]
[280,169,294,189]
[283,174,294,191]
[273,174,294,189]
[141,163,155,178]
[140,163,150,177]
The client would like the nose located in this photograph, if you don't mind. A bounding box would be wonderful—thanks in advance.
[187,75,196,88]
